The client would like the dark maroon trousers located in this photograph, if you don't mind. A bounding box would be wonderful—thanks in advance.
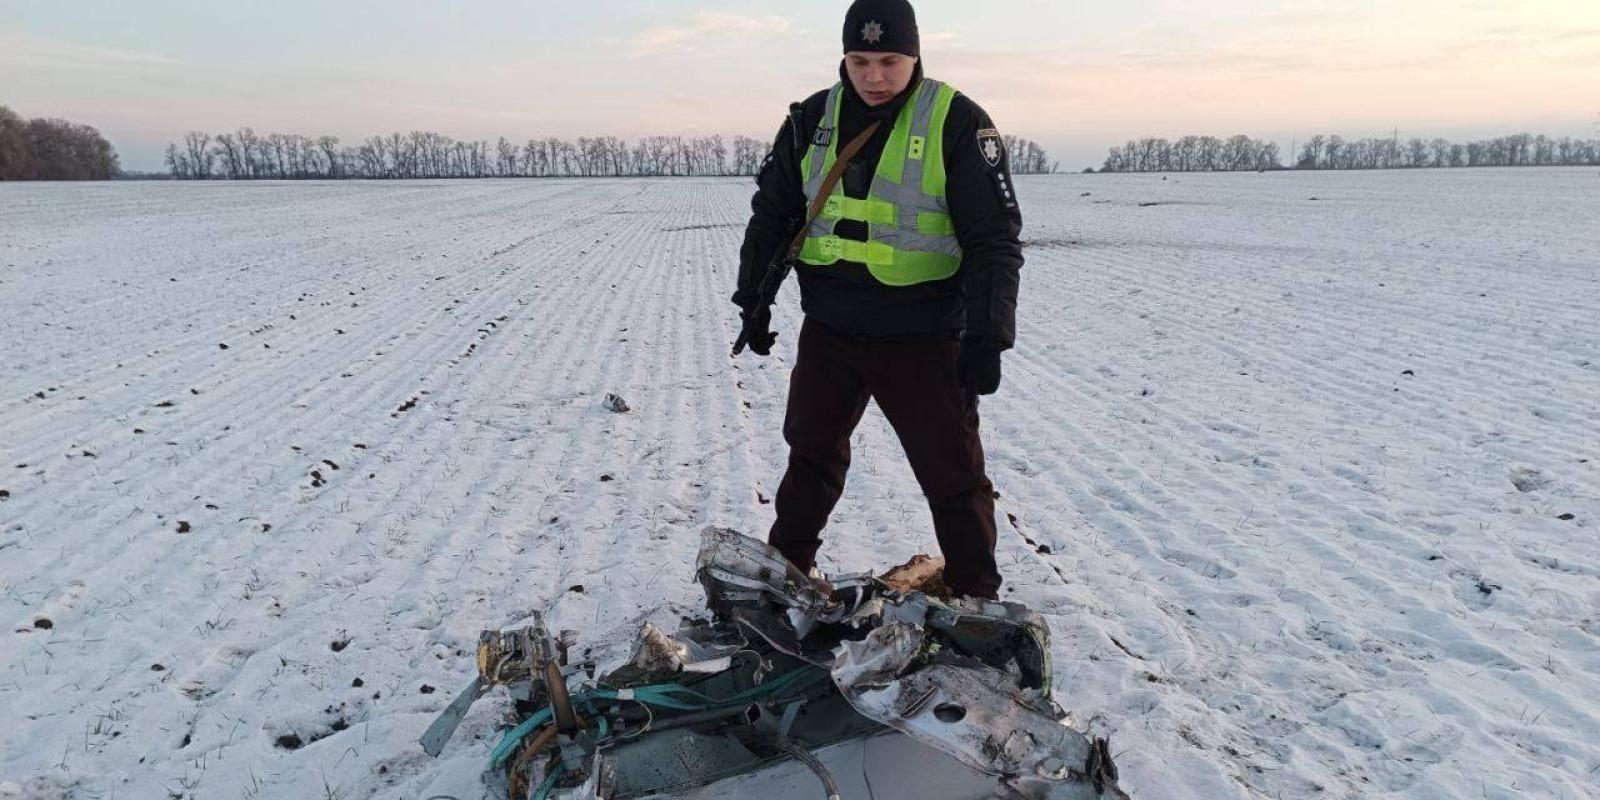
[768,317,1001,598]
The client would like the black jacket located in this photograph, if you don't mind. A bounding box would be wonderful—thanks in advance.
[734,63,1024,348]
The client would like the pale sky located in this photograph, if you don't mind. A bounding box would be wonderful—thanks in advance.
[3,0,1597,171]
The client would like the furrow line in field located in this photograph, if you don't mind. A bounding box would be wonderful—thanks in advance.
[0,187,613,632]
[1,182,591,470]
[362,183,674,648]
[1023,244,1597,476]
[0,181,588,411]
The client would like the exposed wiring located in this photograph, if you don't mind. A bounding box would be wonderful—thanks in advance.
[772,735,842,800]
[531,762,565,800]
[619,696,655,740]
[580,695,612,740]
[490,707,554,768]
[505,723,560,796]
[491,665,825,770]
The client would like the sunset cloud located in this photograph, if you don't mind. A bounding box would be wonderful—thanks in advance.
[0,32,178,71]
[632,12,798,56]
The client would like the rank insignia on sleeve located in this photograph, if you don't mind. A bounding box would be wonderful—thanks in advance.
[992,171,1017,210]
[977,128,1004,168]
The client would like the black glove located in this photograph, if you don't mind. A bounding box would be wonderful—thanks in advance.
[957,341,1003,395]
[738,303,778,357]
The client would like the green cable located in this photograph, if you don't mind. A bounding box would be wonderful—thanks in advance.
[489,705,556,768]
[491,665,827,770]
[532,762,565,800]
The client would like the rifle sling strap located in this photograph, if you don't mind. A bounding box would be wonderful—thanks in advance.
[784,120,883,263]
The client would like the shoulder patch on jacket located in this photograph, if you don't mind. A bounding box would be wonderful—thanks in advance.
[977,128,1004,168]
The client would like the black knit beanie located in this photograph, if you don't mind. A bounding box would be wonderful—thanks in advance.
[843,0,920,58]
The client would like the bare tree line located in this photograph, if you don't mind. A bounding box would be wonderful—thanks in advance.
[1001,136,1056,174]
[1100,135,1282,173]
[165,127,1057,180]
[169,129,776,180]
[1295,133,1600,170]
[0,104,120,180]
[1099,131,1600,173]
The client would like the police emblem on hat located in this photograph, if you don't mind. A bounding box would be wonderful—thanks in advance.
[861,20,885,44]
[977,128,1004,168]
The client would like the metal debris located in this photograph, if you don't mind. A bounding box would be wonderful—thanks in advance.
[421,527,1128,799]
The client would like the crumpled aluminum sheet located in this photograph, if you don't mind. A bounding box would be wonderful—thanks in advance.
[537,528,1126,799]
[834,631,1127,799]
[692,527,1129,800]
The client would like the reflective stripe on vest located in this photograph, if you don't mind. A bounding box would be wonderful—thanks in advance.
[797,79,961,287]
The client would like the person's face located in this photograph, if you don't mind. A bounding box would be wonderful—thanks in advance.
[844,52,918,106]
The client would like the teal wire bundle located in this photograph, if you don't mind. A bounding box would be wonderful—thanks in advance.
[531,763,565,800]
[489,665,823,771]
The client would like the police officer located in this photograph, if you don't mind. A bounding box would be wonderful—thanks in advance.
[733,0,1023,599]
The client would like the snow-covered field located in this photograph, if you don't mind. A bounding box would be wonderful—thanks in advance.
[2,169,1597,800]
